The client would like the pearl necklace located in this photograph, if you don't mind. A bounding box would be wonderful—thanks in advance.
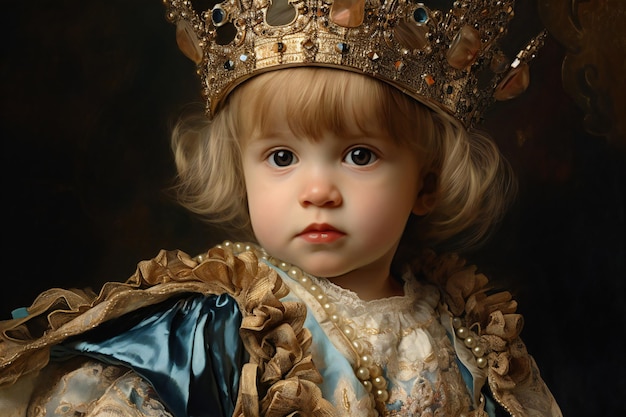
[218,241,390,417]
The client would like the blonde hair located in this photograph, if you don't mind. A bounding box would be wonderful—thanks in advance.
[171,67,516,252]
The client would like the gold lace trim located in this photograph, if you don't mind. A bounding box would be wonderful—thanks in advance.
[1,245,558,416]
[0,247,336,416]
[414,249,560,417]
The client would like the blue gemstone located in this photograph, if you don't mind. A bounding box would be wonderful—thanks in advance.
[212,7,226,25]
[336,42,349,53]
[414,7,428,24]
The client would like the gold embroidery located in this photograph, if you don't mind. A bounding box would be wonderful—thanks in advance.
[342,388,351,413]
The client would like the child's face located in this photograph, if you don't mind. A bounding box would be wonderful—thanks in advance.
[241,110,429,280]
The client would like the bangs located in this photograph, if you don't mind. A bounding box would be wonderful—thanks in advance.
[224,67,430,146]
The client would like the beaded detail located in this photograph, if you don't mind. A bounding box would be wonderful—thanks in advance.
[216,240,388,416]
[270,258,389,415]
[452,317,488,369]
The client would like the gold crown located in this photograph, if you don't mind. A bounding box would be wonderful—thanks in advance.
[164,0,546,126]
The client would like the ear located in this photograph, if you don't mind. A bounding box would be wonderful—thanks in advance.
[412,172,438,216]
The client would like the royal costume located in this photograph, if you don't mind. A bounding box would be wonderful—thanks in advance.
[1,1,562,415]
[0,243,561,417]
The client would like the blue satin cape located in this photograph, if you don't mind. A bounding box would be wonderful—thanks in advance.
[54,293,246,417]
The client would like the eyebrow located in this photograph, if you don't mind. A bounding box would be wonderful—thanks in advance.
[251,127,390,141]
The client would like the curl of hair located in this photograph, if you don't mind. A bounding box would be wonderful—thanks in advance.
[416,111,518,252]
[170,108,251,235]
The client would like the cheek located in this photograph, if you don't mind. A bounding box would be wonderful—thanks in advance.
[363,197,413,237]
[355,179,418,237]
[242,154,287,247]
[245,178,283,244]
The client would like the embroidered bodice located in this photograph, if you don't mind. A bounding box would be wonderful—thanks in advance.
[278,267,474,416]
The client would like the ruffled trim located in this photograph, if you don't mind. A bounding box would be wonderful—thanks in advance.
[1,245,559,417]
[0,247,336,417]
[414,249,561,417]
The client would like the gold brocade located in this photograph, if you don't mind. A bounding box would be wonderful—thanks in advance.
[0,247,336,417]
[415,250,562,417]
[0,245,560,417]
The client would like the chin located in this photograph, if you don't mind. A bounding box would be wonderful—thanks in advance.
[263,245,356,277]
[296,260,353,279]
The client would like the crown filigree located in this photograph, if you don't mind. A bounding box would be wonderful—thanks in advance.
[164,0,546,126]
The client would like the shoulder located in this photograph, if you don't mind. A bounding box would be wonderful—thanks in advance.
[0,244,273,416]
[0,244,270,387]
[413,250,562,417]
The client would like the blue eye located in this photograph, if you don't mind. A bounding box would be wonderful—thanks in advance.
[268,149,297,167]
[345,147,378,166]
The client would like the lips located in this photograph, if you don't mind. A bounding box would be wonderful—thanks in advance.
[297,223,345,243]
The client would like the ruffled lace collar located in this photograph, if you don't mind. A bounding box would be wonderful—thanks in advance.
[308,270,436,316]
[298,274,440,323]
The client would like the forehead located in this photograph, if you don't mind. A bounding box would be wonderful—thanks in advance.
[231,69,398,140]
[255,103,389,141]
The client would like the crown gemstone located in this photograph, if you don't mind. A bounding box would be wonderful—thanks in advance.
[175,21,203,64]
[212,7,227,26]
[303,39,316,50]
[224,60,235,70]
[413,7,429,24]
[423,74,435,86]
[494,63,529,101]
[447,25,481,70]
[273,42,286,53]
[330,0,365,28]
[368,51,381,61]
[395,19,429,51]
[336,42,350,53]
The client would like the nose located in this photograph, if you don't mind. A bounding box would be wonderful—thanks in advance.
[299,173,343,208]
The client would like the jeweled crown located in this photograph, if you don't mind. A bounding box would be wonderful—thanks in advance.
[164,0,546,126]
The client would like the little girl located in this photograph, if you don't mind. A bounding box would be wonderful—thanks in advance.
[1,1,561,416]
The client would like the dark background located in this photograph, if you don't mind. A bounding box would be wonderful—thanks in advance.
[2,1,624,416]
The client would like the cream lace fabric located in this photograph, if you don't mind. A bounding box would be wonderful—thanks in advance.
[0,357,172,417]
[278,267,476,416]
